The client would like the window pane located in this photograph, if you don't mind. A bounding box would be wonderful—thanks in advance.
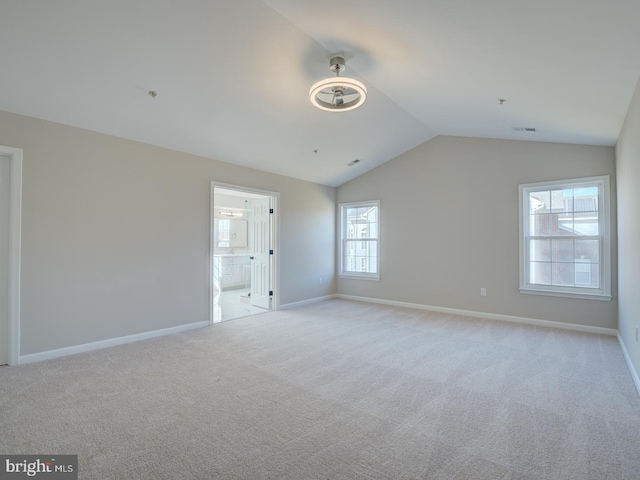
[575,262,599,288]
[530,213,552,236]
[574,187,599,212]
[590,263,600,288]
[573,214,598,236]
[551,190,572,213]
[345,208,358,239]
[530,239,551,262]
[574,263,590,286]
[552,263,574,286]
[556,216,574,235]
[344,239,356,272]
[551,238,573,262]
[368,257,378,273]
[531,213,573,236]
[574,198,597,213]
[529,191,549,213]
[575,239,599,263]
[368,222,378,238]
[366,207,378,223]
[529,262,551,285]
[344,252,356,272]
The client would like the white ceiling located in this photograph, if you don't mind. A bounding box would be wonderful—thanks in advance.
[1,0,639,187]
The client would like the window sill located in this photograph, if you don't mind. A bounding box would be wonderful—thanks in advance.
[520,288,611,301]
[339,274,380,281]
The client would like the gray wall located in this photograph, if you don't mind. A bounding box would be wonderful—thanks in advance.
[616,78,640,378]
[337,136,617,329]
[0,110,336,356]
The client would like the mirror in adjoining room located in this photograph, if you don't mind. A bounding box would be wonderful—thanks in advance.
[216,218,247,249]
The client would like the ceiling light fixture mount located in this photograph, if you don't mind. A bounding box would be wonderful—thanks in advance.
[309,56,367,112]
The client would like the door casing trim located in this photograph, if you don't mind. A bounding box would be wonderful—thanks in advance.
[1,145,22,366]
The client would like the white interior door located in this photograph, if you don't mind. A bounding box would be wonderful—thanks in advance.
[251,197,271,309]
[0,155,10,365]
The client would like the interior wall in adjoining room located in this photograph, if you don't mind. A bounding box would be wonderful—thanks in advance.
[0,109,336,357]
[616,77,640,380]
[337,135,617,329]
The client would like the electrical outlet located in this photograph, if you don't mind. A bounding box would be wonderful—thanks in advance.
[318,277,323,285]
[480,288,487,297]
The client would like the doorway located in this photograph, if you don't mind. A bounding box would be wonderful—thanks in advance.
[0,145,22,366]
[210,183,278,323]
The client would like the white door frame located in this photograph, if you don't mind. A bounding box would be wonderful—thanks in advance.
[1,145,22,365]
[209,181,279,325]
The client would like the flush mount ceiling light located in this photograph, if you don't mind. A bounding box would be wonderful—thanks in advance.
[309,56,367,112]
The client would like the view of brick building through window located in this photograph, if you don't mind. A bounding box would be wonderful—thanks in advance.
[528,187,600,288]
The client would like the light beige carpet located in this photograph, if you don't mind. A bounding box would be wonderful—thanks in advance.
[1,299,639,479]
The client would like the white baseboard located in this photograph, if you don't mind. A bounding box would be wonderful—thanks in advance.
[618,334,640,398]
[336,294,618,336]
[19,321,210,365]
[279,294,338,310]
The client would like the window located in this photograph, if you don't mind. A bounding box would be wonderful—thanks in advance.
[217,219,230,248]
[519,176,611,300]
[340,201,380,279]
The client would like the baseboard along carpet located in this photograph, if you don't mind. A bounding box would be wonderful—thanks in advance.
[1,299,639,479]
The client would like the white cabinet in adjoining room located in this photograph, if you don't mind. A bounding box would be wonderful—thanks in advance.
[216,255,250,290]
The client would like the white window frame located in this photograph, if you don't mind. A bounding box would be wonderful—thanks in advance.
[518,175,611,301]
[339,200,380,280]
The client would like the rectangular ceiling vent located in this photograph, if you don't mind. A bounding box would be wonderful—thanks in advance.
[512,127,537,132]
[347,159,361,167]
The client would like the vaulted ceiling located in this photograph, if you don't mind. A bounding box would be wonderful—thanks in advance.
[1,1,639,186]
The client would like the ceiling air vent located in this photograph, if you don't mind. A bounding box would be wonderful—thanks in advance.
[512,127,537,132]
[347,159,361,167]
